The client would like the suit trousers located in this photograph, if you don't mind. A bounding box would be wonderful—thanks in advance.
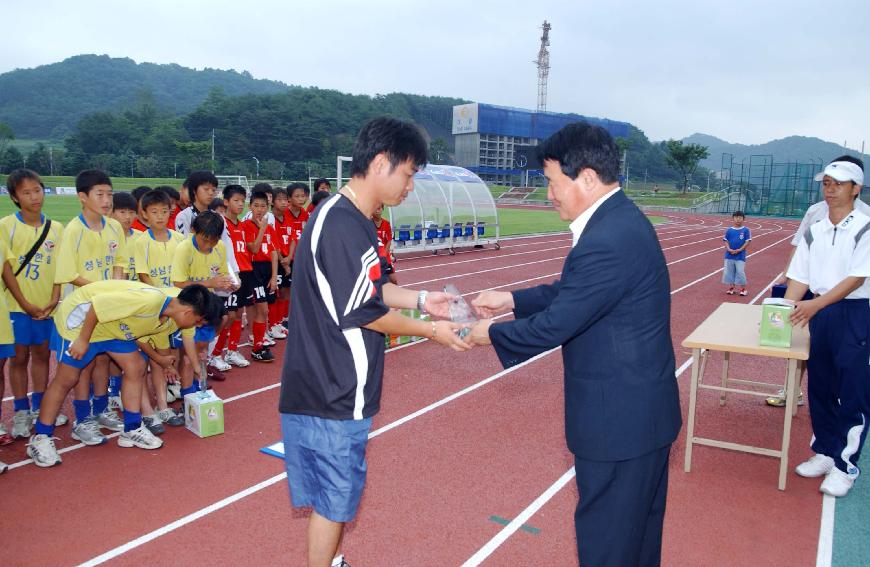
[574,444,671,567]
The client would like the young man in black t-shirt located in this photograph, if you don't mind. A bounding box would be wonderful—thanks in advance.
[278,118,471,567]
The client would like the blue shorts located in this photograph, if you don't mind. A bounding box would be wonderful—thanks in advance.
[169,330,183,349]
[280,413,372,523]
[0,344,14,359]
[194,324,216,343]
[49,328,139,369]
[10,312,54,346]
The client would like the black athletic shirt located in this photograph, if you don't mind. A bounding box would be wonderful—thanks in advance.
[278,194,390,420]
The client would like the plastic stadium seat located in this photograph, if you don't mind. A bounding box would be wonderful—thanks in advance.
[464,222,474,237]
[440,224,451,239]
[477,221,485,236]
[413,224,423,241]
[397,224,411,245]
[453,223,463,238]
[426,223,439,240]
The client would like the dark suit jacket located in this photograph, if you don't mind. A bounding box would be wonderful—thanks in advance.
[490,190,682,462]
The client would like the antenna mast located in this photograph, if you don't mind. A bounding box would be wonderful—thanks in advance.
[535,20,551,112]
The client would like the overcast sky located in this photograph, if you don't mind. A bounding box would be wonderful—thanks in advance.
[3,0,868,147]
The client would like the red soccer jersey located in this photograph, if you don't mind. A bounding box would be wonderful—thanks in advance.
[272,212,293,257]
[167,207,178,230]
[131,218,148,232]
[225,217,253,272]
[374,218,393,266]
[287,208,309,259]
[242,219,278,263]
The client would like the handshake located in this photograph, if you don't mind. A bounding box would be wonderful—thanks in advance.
[421,289,515,352]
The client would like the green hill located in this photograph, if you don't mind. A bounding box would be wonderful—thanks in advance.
[682,132,860,170]
[0,54,293,139]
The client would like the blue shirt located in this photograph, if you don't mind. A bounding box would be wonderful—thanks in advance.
[723,226,751,260]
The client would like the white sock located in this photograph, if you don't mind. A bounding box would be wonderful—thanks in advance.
[331,554,344,567]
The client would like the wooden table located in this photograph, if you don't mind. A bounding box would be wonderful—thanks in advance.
[682,303,810,490]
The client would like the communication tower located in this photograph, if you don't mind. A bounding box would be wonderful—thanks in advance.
[535,21,551,112]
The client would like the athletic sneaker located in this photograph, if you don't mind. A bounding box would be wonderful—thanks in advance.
[765,389,804,407]
[207,364,227,382]
[108,395,124,412]
[167,383,181,403]
[820,467,858,497]
[29,409,69,427]
[269,324,288,340]
[0,424,13,446]
[142,415,166,436]
[739,289,748,296]
[118,425,163,450]
[331,554,351,567]
[156,407,184,427]
[209,355,232,372]
[12,409,33,438]
[726,288,735,295]
[224,350,250,368]
[795,453,835,478]
[261,334,276,347]
[251,347,275,362]
[27,434,62,467]
[0,460,7,474]
[96,409,124,432]
[71,418,107,446]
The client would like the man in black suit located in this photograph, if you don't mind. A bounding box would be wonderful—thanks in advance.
[468,122,682,566]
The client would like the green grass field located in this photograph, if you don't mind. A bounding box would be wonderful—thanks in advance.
[0,195,665,236]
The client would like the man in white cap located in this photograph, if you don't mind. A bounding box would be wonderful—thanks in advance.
[785,156,870,497]
[766,155,867,407]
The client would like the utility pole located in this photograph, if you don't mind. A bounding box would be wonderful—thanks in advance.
[174,162,178,178]
[211,128,216,173]
[252,156,260,179]
[534,21,552,112]
[49,146,54,175]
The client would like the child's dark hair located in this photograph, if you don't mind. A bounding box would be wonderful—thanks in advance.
[208,198,226,212]
[732,210,745,217]
[350,117,428,178]
[75,169,112,194]
[190,211,225,238]
[272,186,288,200]
[223,184,246,200]
[5,169,44,208]
[287,182,307,197]
[131,186,152,204]
[311,190,331,209]
[141,189,171,211]
[154,185,180,201]
[251,182,274,197]
[313,177,331,191]
[177,284,225,328]
[184,171,219,196]
[112,192,138,212]
[250,189,269,204]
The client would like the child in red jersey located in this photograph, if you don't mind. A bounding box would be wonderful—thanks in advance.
[372,204,398,285]
[242,189,279,362]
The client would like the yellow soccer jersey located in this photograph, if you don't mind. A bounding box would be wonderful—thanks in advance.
[54,280,183,343]
[172,236,228,284]
[123,229,140,281]
[54,214,128,286]
[0,213,64,312]
[0,239,14,345]
[135,229,185,288]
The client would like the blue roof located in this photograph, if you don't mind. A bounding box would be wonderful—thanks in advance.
[476,103,630,140]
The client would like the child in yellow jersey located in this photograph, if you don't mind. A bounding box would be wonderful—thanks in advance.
[52,170,130,443]
[111,191,140,281]
[26,281,221,467]
[0,239,18,468]
[135,189,187,430]
[172,211,236,384]
[0,169,66,442]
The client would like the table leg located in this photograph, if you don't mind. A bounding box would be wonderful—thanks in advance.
[779,357,799,490]
[720,351,730,406]
[793,360,806,418]
[684,348,702,473]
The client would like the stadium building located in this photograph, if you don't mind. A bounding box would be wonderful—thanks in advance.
[452,102,631,185]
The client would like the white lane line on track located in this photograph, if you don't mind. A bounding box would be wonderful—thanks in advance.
[816,494,835,567]
[76,349,557,567]
[73,218,794,565]
[461,269,785,564]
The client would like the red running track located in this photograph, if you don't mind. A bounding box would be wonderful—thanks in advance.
[0,213,823,566]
